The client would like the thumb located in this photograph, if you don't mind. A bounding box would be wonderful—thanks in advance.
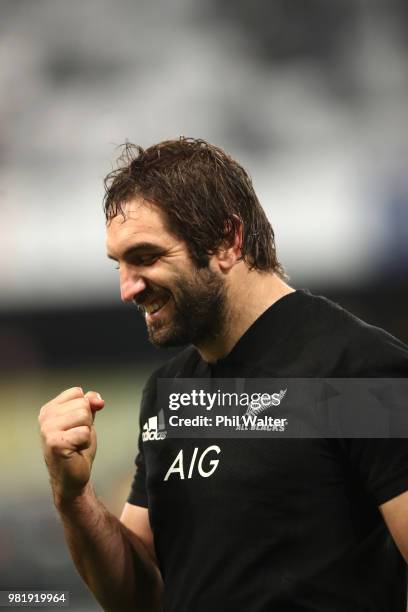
[84,390,105,413]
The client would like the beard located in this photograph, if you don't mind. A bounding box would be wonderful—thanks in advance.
[138,267,228,348]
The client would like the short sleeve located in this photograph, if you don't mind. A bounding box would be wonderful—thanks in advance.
[126,370,160,508]
[343,327,408,505]
[344,438,408,506]
[127,429,148,507]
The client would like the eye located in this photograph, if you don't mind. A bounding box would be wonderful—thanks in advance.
[139,255,159,266]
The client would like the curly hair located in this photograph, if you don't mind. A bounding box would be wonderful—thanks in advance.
[103,137,286,277]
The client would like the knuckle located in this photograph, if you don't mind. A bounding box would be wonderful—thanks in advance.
[47,432,62,451]
[38,404,49,423]
[68,426,90,448]
[79,408,91,423]
[39,419,52,438]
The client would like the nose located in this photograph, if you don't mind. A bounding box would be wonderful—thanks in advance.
[120,265,148,303]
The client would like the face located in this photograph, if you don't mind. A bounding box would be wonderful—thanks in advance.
[106,199,228,348]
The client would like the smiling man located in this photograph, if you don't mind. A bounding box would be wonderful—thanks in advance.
[39,138,408,612]
[107,202,229,353]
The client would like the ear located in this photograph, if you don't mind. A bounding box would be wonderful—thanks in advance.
[216,215,243,272]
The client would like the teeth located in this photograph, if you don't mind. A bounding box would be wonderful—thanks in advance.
[145,300,166,315]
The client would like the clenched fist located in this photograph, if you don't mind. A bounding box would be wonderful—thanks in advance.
[38,387,105,502]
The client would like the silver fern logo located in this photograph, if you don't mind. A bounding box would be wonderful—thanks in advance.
[245,388,287,417]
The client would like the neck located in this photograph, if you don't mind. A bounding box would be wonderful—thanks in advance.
[196,268,295,363]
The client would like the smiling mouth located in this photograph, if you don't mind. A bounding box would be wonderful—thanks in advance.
[145,298,167,315]
[143,295,171,319]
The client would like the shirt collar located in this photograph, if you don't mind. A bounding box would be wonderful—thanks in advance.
[193,289,308,373]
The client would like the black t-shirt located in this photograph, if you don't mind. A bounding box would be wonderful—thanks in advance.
[128,289,408,612]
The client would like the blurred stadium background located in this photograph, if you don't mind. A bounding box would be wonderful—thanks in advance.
[0,0,407,609]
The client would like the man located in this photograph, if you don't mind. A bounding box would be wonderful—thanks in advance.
[39,138,408,612]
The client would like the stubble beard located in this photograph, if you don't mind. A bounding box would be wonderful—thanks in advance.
[146,268,228,349]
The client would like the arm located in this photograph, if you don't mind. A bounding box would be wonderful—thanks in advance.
[380,490,408,564]
[39,387,163,612]
[120,503,158,566]
[56,487,163,612]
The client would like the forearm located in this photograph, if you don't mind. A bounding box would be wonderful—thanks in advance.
[55,484,163,612]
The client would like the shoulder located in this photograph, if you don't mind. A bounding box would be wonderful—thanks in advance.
[301,291,408,376]
[151,345,200,379]
[138,346,200,420]
[142,345,200,395]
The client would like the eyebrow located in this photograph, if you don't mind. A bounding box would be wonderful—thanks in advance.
[107,242,163,262]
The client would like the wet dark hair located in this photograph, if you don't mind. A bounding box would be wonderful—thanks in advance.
[103,137,286,276]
